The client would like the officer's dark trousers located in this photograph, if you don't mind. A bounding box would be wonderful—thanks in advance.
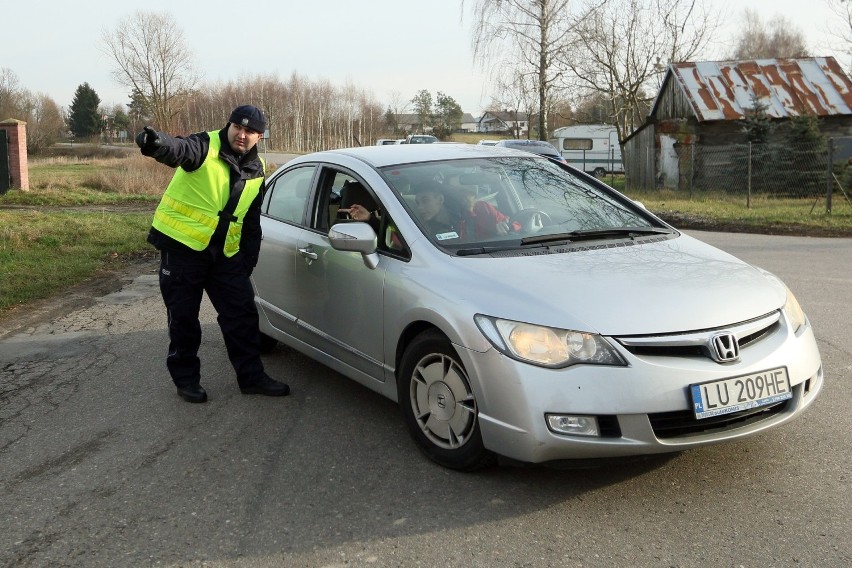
[158,248,264,388]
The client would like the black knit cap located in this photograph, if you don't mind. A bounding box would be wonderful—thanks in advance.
[228,105,266,133]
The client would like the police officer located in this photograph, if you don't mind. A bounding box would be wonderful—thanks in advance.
[136,105,289,403]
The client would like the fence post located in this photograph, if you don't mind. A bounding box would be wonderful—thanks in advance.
[826,138,834,214]
[689,143,694,197]
[747,142,752,209]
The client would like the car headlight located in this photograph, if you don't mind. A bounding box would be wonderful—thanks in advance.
[474,315,627,368]
[783,286,808,334]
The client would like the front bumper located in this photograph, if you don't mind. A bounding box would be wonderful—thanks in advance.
[462,318,823,464]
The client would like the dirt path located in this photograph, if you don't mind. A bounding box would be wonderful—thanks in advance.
[0,253,160,341]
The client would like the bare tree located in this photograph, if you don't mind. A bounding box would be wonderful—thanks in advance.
[825,0,852,68]
[0,69,64,152]
[490,69,539,138]
[0,67,23,120]
[19,92,65,153]
[728,9,809,59]
[465,0,576,139]
[101,11,198,132]
[563,0,717,141]
[382,91,409,135]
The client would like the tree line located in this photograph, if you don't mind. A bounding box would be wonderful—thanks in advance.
[1,66,462,154]
[2,2,843,155]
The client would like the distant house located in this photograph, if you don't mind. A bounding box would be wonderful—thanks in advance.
[393,113,432,134]
[459,113,478,133]
[623,57,852,190]
[390,112,478,134]
[477,111,530,137]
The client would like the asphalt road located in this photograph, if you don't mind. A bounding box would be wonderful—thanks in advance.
[0,231,849,568]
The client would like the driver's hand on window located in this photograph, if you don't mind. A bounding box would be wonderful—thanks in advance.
[346,203,372,221]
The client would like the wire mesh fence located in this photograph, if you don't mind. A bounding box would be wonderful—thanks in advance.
[668,138,852,213]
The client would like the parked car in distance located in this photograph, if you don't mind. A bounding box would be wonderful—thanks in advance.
[494,139,567,164]
[375,138,399,145]
[477,139,499,146]
[402,134,437,144]
[252,144,823,470]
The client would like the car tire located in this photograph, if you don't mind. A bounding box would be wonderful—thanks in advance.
[592,167,606,178]
[258,332,278,354]
[397,330,495,471]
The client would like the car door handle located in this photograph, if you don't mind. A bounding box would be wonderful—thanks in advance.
[298,246,318,260]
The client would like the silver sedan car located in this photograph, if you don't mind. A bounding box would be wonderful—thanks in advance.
[252,144,823,470]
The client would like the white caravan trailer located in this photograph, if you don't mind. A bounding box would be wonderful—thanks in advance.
[550,125,623,177]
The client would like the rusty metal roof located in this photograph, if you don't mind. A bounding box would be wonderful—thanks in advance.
[665,57,852,122]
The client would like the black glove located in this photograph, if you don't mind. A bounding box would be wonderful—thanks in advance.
[135,126,161,155]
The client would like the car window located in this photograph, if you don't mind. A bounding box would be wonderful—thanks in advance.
[264,165,316,224]
[381,157,658,251]
[314,167,409,257]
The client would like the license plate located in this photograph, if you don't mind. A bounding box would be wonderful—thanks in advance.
[690,367,792,419]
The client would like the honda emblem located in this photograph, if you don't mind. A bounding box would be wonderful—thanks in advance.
[710,333,740,363]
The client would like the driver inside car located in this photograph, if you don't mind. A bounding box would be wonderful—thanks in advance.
[412,181,519,240]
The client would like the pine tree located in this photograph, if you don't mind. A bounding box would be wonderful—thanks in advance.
[780,112,826,197]
[741,95,773,144]
[68,83,102,138]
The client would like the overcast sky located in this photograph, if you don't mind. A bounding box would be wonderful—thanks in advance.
[3,0,846,118]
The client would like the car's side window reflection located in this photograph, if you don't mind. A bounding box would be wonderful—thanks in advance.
[264,166,316,225]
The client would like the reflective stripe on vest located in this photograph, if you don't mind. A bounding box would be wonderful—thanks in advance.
[151,131,264,256]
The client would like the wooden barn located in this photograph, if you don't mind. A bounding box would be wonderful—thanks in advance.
[623,57,852,190]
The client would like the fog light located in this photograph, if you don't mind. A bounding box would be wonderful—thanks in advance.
[546,414,600,437]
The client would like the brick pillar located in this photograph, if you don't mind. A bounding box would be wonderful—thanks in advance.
[0,119,29,191]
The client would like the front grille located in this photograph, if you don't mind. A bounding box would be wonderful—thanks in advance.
[616,312,781,363]
[649,399,791,438]
[738,323,776,348]
[624,344,705,358]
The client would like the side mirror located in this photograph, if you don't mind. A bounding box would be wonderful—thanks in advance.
[328,222,380,269]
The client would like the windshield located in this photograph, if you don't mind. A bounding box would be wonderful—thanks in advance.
[380,156,665,252]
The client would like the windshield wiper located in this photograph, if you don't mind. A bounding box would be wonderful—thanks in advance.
[455,244,529,256]
[520,227,674,246]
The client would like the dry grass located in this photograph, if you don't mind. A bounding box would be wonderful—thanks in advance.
[29,154,171,196]
[83,155,173,195]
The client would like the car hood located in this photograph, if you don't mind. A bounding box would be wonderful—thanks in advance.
[449,233,786,336]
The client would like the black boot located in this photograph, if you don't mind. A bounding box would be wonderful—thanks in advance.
[176,384,208,403]
[239,374,290,396]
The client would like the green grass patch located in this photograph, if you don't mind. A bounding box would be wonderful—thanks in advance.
[0,210,153,312]
[623,189,852,234]
[450,133,504,144]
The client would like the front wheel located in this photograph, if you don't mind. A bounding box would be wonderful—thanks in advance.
[397,330,494,470]
[592,167,606,179]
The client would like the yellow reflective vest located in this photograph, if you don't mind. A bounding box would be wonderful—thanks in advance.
[151,132,264,257]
